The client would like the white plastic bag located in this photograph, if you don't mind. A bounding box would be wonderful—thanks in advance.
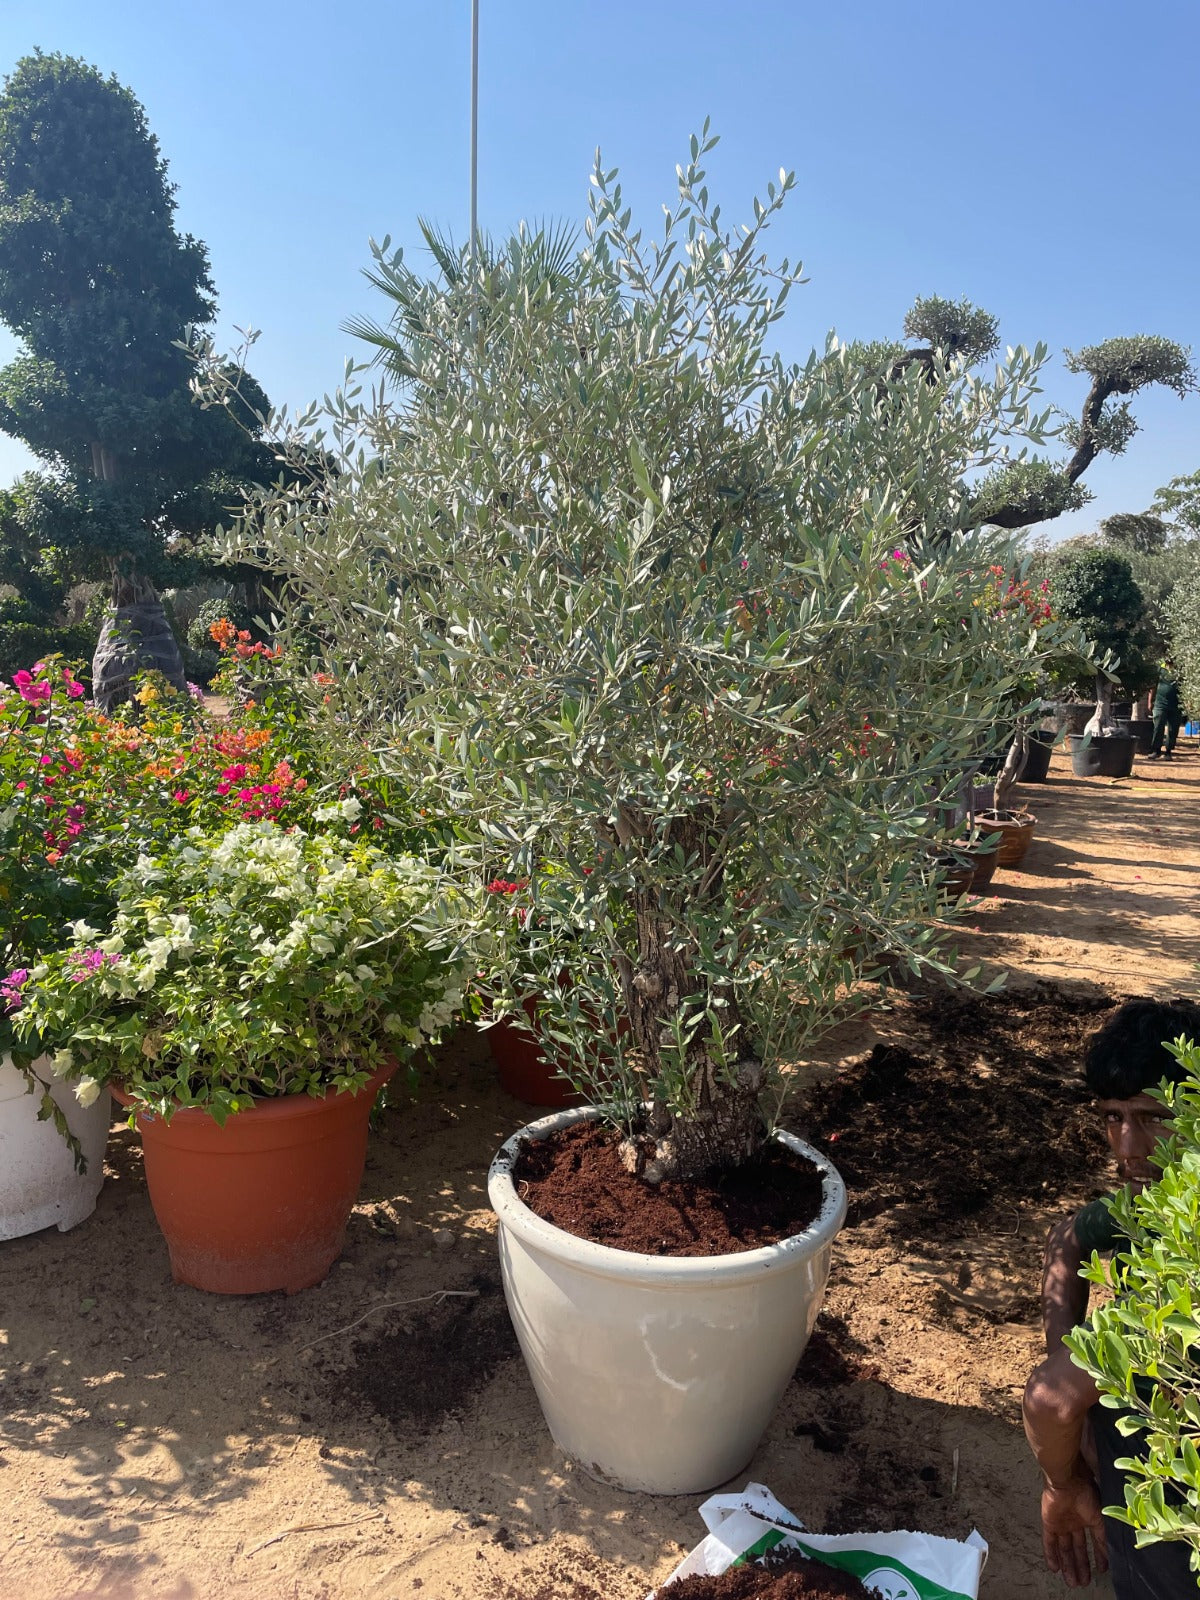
[649,1482,987,1600]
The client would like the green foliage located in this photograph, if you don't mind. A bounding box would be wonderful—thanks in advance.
[969,460,1090,529]
[1066,1040,1200,1574]
[0,51,275,602]
[0,613,94,685]
[1100,512,1171,556]
[903,295,999,367]
[9,821,470,1122]
[1065,336,1197,400]
[208,135,1087,1175]
[1166,563,1200,714]
[1152,469,1200,535]
[1047,546,1156,693]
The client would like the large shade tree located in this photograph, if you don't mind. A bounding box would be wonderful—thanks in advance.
[211,136,1085,1180]
[0,51,273,707]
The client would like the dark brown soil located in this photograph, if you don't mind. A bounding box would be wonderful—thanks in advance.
[660,1548,876,1597]
[514,1120,826,1255]
[800,984,1114,1233]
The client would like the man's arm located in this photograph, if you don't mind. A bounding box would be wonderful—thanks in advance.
[1025,1213,1105,1588]
[1023,1355,1105,1588]
[1041,1215,1090,1357]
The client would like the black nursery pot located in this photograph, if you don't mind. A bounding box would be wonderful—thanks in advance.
[1018,731,1055,784]
[1068,734,1135,779]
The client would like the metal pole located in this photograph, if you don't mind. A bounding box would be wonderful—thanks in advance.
[469,0,479,339]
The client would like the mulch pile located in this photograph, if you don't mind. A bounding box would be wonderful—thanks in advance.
[801,984,1115,1232]
[658,1550,877,1597]
[514,1120,825,1256]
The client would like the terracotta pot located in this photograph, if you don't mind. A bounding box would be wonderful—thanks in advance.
[487,1006,582,1109]
[976,809,1036,869]
[489,1106,847,1495]
[934,840,997,900]
[112,1060,394,1294]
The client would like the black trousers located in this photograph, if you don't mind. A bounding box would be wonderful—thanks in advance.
[1091,1402,1197,1597]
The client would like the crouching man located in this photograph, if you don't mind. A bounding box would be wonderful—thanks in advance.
[1022,997,1200,1596]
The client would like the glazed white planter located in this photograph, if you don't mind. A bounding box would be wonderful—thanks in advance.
[488,1106,847,1495]
[0,1055,111,1240]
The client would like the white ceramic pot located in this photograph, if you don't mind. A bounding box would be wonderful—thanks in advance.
[0,1055,111,1240]
[488,1105,847,1495]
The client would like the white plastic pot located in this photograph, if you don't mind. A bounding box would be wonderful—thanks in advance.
[488,1106,847,1495]
[0,1055,111,1240]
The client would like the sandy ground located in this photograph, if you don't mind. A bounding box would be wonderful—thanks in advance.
[1,736,1197,1600]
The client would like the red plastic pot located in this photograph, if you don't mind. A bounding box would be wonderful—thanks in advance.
[112,1060,394,1295]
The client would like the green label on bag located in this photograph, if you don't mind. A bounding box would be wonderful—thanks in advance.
[731,1529,973,1600]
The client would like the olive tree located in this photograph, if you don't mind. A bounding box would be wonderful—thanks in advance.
[212,135,1083,1181]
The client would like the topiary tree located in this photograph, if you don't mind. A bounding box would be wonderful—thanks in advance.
[1046,546,1155,727]
[210,134,1086,1181]
[0,51,275,708]
[886,295,1196,535]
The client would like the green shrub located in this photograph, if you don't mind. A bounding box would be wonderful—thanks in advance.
[1066,1039,1200,1575]
[0,616,95,686]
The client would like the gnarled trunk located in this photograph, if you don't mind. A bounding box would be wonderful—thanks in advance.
[92,568,188,713]
[1082,675,1116,738]
[612,810,769,1184]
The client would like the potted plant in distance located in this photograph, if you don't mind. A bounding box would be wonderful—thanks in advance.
[11,817,469,1293]
[1047,547,1157,778]
[210,136,1086,1489]
[974,570,1062,867]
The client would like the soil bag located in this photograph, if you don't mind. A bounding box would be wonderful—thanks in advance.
[650,1483,987,1600]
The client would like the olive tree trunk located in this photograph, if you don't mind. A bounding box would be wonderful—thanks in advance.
[609,809,769,1184]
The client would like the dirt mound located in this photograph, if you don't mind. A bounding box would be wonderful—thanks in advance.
[802,986,1113,1231]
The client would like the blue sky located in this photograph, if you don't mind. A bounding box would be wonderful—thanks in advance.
[2,0,1198,539]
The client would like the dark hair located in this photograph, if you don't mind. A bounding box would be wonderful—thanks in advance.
[1084,999,1200,1100]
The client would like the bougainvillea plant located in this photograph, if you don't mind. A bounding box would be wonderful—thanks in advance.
[10,821,472,1122]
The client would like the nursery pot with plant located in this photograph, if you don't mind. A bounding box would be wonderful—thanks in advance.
[211,137,1091,1480]
[489,1106,846,1494]
[11,819,467,1293]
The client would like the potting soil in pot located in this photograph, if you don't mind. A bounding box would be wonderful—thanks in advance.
[513,1119,825,1254]
[660,1549,878,1597]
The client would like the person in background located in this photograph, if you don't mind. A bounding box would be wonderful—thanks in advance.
[1022,997,1200,1597]
[1147,662,1183,759]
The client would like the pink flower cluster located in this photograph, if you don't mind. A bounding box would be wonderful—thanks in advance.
[1,968,28,1013]
[67,949,122,983]
[9,665,85,704]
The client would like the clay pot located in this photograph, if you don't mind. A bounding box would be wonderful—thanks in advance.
[0,1055,111,1240]
[112,1059,394,1294]
[488,1106,846,1495]
[1068,734,1135,779]
[976,809,1036,869]
[487,1006,582,1109]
